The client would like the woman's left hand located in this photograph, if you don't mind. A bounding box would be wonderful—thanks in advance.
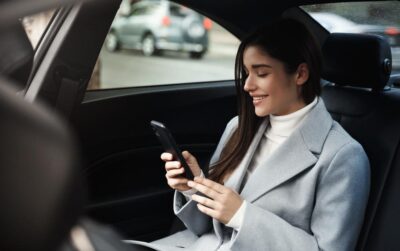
[188,176,243,224]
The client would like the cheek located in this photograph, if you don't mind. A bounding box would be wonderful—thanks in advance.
[265,78,285,97]
[272,77,296,97]
[259,77,274,93]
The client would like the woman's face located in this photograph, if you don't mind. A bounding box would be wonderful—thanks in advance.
[243,45,308,117]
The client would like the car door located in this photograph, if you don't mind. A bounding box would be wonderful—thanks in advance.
[76,82,237,241]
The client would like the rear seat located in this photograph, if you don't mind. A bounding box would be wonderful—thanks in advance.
[321,33,400,250]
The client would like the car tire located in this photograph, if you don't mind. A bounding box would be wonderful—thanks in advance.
[142,34,158,56]
[105,31,119,52]
[189,51,205,59]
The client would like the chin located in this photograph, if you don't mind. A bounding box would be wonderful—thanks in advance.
[255,109,270,117]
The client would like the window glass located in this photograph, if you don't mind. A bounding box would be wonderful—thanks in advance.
[302,1,400,74]
[87,0,240,90]
[22,10,54,49]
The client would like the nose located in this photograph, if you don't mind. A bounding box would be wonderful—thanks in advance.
[243,74,255,92]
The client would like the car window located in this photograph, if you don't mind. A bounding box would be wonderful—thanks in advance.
[87,0,240,90]
[302,1,400,74]
[22,10,55,49]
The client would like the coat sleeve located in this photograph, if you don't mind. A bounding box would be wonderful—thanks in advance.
[230,141,370,251]
[173,117,239,236]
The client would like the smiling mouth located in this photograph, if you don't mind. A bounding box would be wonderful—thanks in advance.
[252,95,268,105]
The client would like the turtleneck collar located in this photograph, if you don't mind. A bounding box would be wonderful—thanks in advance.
[267,96,318,138]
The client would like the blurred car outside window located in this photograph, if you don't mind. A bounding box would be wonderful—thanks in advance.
[88,0,240,90]
[302,1,400,74]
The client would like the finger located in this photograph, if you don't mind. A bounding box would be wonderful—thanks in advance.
[192,194,218,209]
[187,180,221,199]
[196,203,219,219]
[166,167,185,178]
[182,151,196,162]
[194,177,226,193]
[167,177,189,187]
[161,152,173,161]
[165,161,181,170]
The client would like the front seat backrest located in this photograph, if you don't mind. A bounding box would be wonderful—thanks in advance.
[0,19,85,251]
[0,18,132,251]
[0,78,85,251]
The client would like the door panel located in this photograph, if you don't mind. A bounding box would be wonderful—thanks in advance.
[71,80,236,240]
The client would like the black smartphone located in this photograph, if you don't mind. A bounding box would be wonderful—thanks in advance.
[150,120,194,180]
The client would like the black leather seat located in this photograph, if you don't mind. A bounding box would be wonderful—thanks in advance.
[321,33,400,250]
[0,19,137,251]
[0,20,85,251]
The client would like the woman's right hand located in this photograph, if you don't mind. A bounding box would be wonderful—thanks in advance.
[161,151,202,192]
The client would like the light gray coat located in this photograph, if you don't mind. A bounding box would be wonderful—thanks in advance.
[131,98,370,251]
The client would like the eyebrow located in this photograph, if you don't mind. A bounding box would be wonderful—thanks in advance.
[243,64,272,73]
[251,64,272,69]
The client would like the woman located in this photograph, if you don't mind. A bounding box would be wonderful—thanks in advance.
[129,18,370,251]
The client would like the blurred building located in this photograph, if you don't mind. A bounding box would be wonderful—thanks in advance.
[22,11,53,48]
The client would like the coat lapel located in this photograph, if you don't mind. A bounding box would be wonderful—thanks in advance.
[223,118,269,191]
[213,118,269,240]
[240,98,333,202]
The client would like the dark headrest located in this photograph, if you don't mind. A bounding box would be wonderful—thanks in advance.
[322,33,392,90]
[0,77,84,251]
[0,21,34,88]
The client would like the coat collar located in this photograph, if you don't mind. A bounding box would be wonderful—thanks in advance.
[236,98,333,202]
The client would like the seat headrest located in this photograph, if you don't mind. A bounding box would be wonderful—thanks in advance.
[322,33,392,90]
[0,21,34,89]
[0,78,85,251]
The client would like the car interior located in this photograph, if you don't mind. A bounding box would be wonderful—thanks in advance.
[1,0,400,250]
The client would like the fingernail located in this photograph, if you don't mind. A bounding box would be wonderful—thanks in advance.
[187,181,194,187]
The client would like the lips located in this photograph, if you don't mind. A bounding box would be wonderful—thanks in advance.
[252,95,268,105]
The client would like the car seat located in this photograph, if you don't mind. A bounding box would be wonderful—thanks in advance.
[321,32,400,250]
[0,19,137,251]
[0,19,85,251]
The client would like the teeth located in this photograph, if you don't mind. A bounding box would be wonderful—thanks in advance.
[253,96,266,101]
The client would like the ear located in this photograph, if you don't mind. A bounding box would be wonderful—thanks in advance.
[295,63,309,86]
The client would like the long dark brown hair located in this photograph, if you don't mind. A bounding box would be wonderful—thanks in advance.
[208,19,322,184]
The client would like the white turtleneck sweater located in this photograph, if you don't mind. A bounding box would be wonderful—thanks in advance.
[226,96,318,230]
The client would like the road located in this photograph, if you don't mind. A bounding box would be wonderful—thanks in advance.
[99,33,240,89]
